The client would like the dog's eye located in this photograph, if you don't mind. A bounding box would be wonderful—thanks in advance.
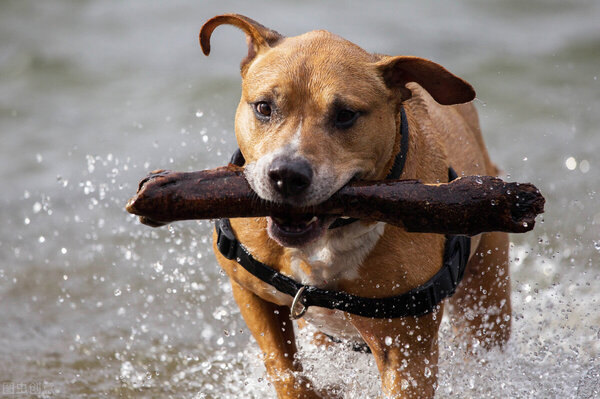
[254,102,272,119]
[335,109,359,129]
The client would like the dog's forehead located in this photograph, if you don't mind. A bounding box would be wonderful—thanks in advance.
[283,30,375,60]
[242,30,386,102]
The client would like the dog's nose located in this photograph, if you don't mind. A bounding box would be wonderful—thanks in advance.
[268,157,313,198]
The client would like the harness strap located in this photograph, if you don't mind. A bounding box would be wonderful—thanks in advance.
[216,167,470,320]
[216,217,469,319]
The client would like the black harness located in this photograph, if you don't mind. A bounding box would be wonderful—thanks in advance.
[215,106,471,320]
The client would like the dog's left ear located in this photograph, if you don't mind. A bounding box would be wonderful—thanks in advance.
[200,14,283,75]
[376,56,475,105]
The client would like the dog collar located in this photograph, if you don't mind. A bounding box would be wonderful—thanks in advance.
[328,105,409,229]
[386,104,410,180]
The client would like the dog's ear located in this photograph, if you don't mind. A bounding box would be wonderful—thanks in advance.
[200,14,283,74]
[376,56,475,105]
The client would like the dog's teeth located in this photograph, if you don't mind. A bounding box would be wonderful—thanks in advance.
[341,216,351,220]
[308,216,318,224]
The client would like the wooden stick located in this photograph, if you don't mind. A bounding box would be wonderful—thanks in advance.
[125,165,545,236]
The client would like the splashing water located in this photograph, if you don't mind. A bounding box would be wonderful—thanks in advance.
[1,1,599,398]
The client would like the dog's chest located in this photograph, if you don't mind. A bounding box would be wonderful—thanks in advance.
[288,222,384,287]
[287,222,385,339]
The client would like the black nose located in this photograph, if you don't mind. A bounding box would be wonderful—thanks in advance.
[268,157,313,198]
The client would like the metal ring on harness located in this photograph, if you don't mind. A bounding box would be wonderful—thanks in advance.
[290,286,308,320]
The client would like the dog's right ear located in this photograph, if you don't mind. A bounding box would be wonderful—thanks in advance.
[200,14,283,74]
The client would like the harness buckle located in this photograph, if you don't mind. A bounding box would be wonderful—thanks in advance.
[290,286,308,320]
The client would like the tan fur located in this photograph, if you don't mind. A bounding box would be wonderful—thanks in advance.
[202,14,511,398]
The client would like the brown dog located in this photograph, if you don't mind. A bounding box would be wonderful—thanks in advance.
[200,14,511,398]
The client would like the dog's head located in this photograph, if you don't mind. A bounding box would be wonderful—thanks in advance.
[200,14,474,248]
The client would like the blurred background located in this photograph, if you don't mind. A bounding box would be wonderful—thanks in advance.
[1,0,598,397]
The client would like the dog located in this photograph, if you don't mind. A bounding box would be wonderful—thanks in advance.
[200,14,511,398]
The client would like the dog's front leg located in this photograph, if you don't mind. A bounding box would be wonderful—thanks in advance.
[350,309,443,399]
[230,279,326,399]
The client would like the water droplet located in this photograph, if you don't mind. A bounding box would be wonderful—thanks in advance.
[195,110,204,118]
[565,156,577,170]
[114,288,122,297]
[401,379,409,390]
[385,336,393,346]
[36,153,43,163]
[475,176,483,184]
[490,199,497,206]
[580,159,590,173]
[522,222,528,228]
[33,202,42,213]
[153,262,163,273]
[87,157,95,173]
[38,236,45,243]
[61,247,67,254]
[424,366,432,378]
[594,241,600,252]
[523,157,528,161]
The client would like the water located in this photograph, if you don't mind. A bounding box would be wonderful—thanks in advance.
[1,0,599,397]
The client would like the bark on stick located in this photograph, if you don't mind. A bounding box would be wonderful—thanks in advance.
[125,165,545,236]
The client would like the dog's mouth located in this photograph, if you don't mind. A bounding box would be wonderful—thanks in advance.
[267,214,332,248]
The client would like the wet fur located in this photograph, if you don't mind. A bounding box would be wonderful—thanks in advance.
[202,14,511,398]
